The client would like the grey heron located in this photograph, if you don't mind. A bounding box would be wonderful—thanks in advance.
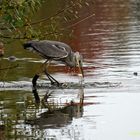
[23,40,84,88]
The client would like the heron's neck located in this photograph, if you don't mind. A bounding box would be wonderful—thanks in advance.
[65,52,76,67]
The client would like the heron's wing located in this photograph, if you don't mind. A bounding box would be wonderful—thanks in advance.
[32,41,68,59]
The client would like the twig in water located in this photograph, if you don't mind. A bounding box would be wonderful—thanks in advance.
[0,64,19,70]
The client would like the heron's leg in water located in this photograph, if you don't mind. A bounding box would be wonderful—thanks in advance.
[32,86,40,102]
[32,60,49,89]
[32,74,39,89]
[44,61,60,86]
[32,60,61,87]
[44,71,60,86]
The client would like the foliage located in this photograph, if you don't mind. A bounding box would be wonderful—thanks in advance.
[0,0,91,43]
[0,0,44,42]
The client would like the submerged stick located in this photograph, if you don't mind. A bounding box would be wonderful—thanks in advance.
[0,64,19,70]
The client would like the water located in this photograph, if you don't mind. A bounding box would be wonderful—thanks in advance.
[1,0,140,140]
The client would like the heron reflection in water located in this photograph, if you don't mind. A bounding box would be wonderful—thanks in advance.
[25,88,84,129]
[23,40,84,89]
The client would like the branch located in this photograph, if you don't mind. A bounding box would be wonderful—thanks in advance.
[61,13,95,30]
[45,13,95,35]
[0,34,33,40]
[0,1,82,31]
[29,1,80,26]
[0,13,95,40]
[0,64,19,70]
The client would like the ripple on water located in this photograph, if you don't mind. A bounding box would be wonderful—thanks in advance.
[0,81,121,91]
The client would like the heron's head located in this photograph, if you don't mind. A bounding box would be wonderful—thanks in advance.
[23,41,34,52]
[74,52,84,78]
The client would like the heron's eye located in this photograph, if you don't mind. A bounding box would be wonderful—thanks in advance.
[79,60,81,64]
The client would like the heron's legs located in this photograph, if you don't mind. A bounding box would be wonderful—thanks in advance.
[32,60,61,88]
[32,74,40,88]
[44,61,60,86]
[32,86,40,102]
[32,60,49,89]
[44,71,60,86]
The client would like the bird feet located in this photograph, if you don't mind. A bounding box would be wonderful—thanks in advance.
[44,71,63,87]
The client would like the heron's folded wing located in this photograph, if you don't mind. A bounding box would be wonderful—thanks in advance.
[33,42,68,59]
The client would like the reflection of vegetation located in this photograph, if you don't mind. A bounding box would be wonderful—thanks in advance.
[0,0,90,43]
[0,91,28,139]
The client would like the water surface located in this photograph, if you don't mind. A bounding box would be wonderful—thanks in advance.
[0,0,140,140]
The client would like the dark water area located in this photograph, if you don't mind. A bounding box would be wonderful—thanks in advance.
[1,0,140,139]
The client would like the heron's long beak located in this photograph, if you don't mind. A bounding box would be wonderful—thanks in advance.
[77,58,84,78]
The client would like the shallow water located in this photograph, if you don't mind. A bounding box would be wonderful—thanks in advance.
[1,0,140,140]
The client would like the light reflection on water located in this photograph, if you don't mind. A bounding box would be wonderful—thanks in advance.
[1,0,140,140]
